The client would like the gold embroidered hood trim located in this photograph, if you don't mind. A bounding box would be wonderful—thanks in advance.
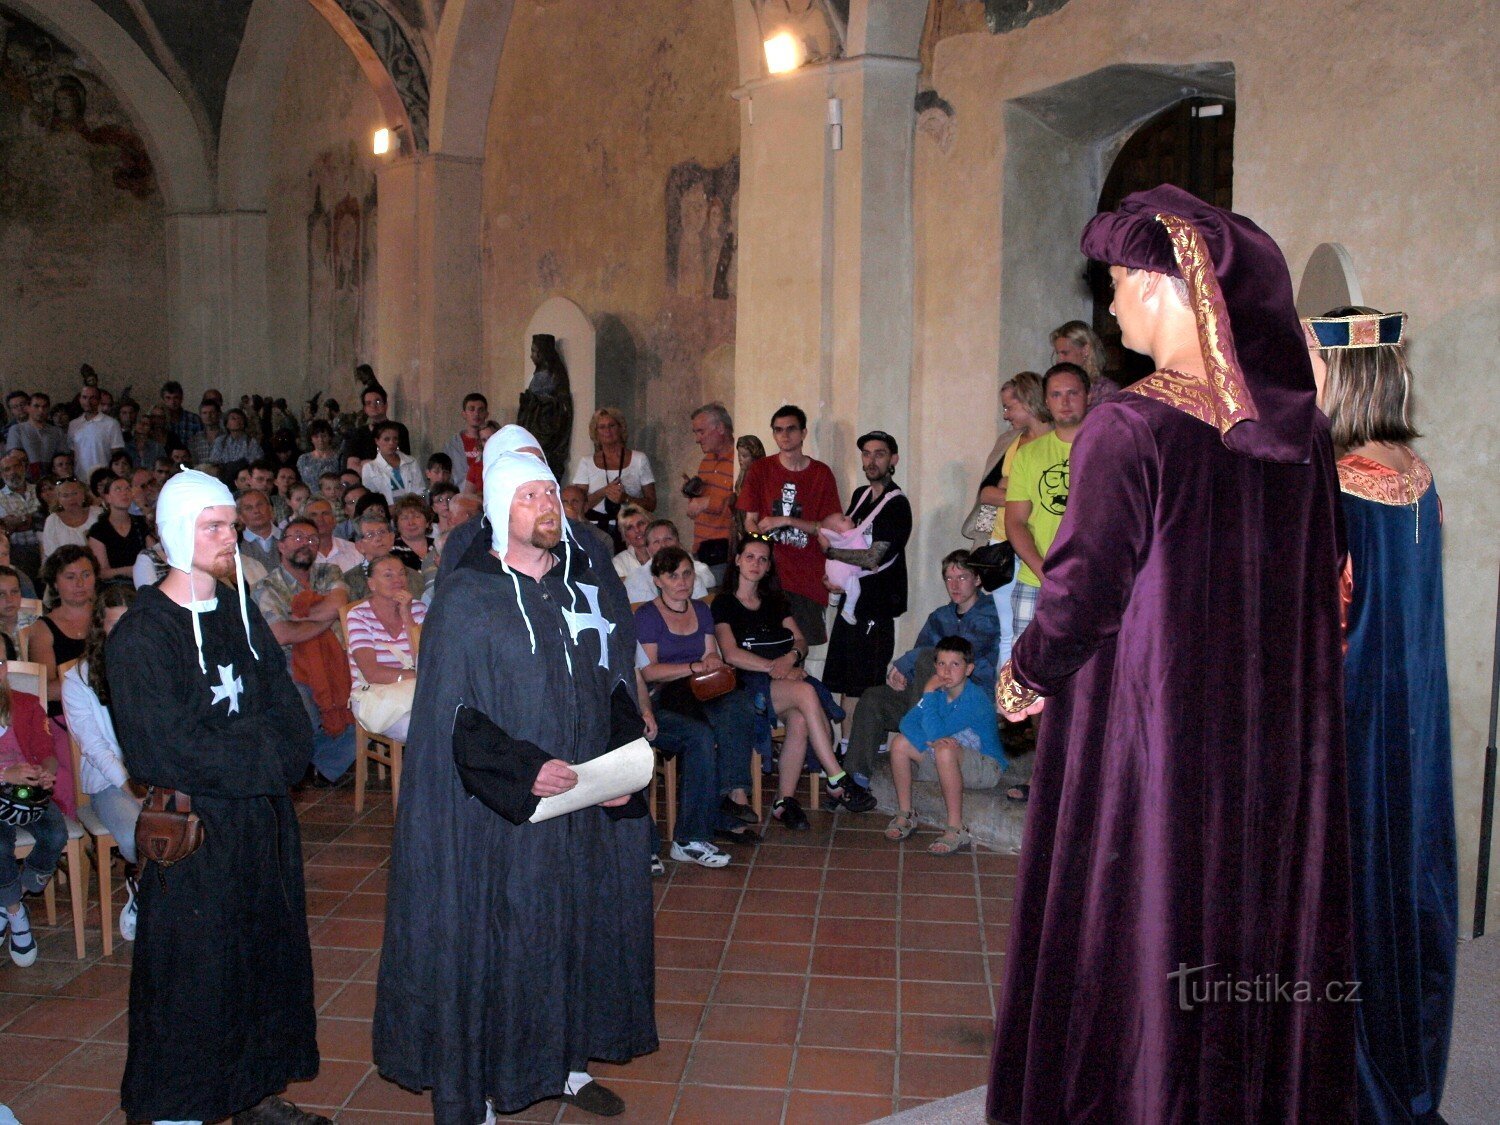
[1129,213,1261,436]
[1337,453,1432,506]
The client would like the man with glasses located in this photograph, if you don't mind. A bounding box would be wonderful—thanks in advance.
[342,512,425,601]
[254,518,355,787]
[341,386,411,469]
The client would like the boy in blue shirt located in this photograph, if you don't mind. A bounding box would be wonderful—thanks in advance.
[884,635,1006,855]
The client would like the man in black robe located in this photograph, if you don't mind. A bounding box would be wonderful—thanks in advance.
[107,470,323,1125]
[374,446,656,1124]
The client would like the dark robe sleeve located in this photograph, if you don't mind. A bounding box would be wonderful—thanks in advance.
[451,704,552,825]
[602,680,649,821]
[107,601,311,797]
[1010,404,1158,696]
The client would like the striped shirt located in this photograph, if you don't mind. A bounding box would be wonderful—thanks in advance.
[344,599,426,688]
[691,451,735,549]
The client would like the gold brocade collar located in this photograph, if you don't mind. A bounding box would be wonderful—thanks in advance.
[1337,452,1432,506]
[1127,214,1260,436]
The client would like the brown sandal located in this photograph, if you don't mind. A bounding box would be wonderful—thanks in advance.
[884,810,917,841]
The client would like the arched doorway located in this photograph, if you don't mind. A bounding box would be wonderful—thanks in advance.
[1090,98,1236,384]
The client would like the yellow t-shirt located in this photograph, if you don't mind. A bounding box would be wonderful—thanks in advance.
[1004,429,1074,586]
[988,436,1026,545]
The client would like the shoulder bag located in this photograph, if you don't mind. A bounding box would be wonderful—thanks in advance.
[135,786,205,867]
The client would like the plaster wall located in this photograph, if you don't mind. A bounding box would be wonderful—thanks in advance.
[266,7,384,410]
[913,0,1498,929]
[0,8,165,399]
[480,0,739,533]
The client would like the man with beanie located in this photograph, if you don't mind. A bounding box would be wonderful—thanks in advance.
[987,186,1353,1121]
[375,441,656,1123]
[106,470,325,1125]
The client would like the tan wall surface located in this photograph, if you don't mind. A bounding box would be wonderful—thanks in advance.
[0,9,165,401]
[913,0,1498,929]
[480,0,740,532]
[267,10,385,411]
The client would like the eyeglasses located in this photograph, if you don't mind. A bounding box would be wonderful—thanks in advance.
[359,530,393,541]
[283,533,317,545]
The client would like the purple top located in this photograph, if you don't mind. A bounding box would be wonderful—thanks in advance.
[634,600,714,666]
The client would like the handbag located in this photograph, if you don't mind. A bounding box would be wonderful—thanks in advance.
[961,502,998,542]
[351,677,417,739]
[135,786,205,867]
[0,782,50,827]
[688,665,737,702]
[968,541,1017,592]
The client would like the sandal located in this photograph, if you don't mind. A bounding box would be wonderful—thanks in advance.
[928,824,972,855]
[884,810,918,842]
[1005,784,1030,803]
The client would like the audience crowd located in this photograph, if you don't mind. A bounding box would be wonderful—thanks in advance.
[0,317,1091,962]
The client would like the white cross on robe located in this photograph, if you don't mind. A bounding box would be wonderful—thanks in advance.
[561,582,615,669]
[211,663,244,714]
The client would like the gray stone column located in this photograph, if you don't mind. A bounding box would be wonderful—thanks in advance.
[375,152,485,458]
[732,54,918,487]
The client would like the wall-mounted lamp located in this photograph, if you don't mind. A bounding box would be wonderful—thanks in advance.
[764,32,801,75]
[372,127,391,156]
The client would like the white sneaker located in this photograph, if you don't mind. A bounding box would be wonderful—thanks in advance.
[669,840,730,868]
[119,877,139,942]
[7,904,36,967]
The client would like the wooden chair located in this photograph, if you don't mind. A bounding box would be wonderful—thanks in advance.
[338,600,406,813]
[59,659,123,957]
[6,660,88,958]
[15,599,41,660]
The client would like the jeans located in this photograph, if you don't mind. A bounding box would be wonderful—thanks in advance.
[991,576,1017,668]
[297,681,357,781]
[0,803,66,906]
[89,784,142,864]
[654,689,756,844]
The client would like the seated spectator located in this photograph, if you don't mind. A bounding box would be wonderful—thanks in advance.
[636,547,755,868]
[297,421,342,487]
[0,660,68,966]
[61,583,141,939]
[843,549,1000,788]
[87,467,114,505]
[343,512,425,602]
[424,452,454,498]
[0,451,41,576]
[7,393,68,482]
[152,456,177,487]
[883,636,1005,856]
[24,546,94,814]
[305,497,361,572]
[354,491,390,525]
[254,519,355,787]
[0,536,36,600]
[361,421,420,505]
[335,484,366,540]
[561,484,613,553]
[284,480,312,518]
[236,489,280,572]
[429,482,462,554]
[167,441,193,471]
[124,415,165,475]
[611,504,651,582]
[713,536,874,830]
[188,397,224,466]
[391,495,440,590]
[246,460,287,524]
[275,465,300,504]
[50,451,74,482]
[0,564,28,658]
[108,450,134,480]
[88,475,153,588]
[317,470,346,509]
[209,407,262,473]
[345,555,425,743]
[40,478,102,562]
[623,519,716,603]
[341,387,410,468]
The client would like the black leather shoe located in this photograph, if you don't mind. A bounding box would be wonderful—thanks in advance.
[233,1094,333,1124]
[560,1080,625,1117]
[720,795,758,824]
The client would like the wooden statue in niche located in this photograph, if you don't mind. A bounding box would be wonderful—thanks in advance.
[517,333,573,480]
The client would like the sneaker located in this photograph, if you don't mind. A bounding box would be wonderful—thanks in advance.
[824,772,877,813]
[6,904,36,967]
[649,853,665,877]
[119,875,140,942]
[772,796,809,831]
[669,840,730,868]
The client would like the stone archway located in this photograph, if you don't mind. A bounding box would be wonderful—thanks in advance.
[2,0,213,213]
[996,62,1236,381]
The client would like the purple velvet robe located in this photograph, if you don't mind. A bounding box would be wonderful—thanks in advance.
[988,395,1356,1122]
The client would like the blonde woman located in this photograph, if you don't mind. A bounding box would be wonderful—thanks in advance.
[1050,319,1121,405]
[571,407,656,549]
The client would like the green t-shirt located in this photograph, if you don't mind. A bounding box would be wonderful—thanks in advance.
[1004,429,1074,586]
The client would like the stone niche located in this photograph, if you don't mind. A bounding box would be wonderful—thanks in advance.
[0,9,165,398]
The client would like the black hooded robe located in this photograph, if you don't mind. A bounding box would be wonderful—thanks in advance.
[373,523,657,1124]
[106,585,319,1122]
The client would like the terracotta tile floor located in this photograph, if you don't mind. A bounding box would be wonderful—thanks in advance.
[0,785,1014,1123]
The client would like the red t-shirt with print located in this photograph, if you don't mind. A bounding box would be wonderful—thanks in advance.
[735,455,841,604]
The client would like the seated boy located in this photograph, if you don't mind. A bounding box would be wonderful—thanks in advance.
[884,635,1006,855]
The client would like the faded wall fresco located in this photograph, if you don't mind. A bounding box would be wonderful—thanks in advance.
[482,0,740,534]
[0,11,165,396]
[267,9,382,406]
